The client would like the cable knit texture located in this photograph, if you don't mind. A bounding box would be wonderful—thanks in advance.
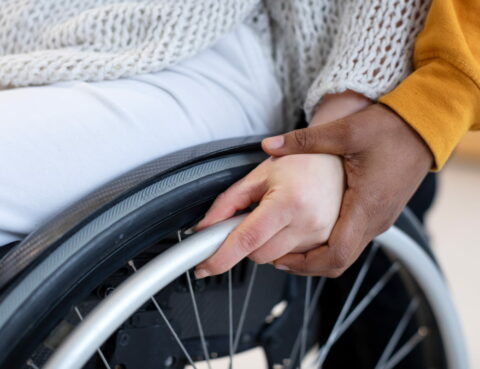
[0,0,430,124]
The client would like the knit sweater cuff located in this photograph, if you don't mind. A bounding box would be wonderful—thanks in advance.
[379,58,480,170]
[303,0,430,120]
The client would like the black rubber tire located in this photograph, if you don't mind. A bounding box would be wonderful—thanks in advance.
[0,146,447,369]
[0,151,267,368]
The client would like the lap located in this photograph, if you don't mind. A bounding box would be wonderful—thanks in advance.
[0,25,284,245]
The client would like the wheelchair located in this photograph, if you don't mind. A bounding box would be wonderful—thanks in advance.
[0,136,469,369]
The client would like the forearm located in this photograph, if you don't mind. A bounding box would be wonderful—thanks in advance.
[379,0,480,170]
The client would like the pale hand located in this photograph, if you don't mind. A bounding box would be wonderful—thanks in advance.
[193,91,370,279]
[193,153,344,278]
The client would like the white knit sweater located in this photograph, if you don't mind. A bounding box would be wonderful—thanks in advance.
[0,0,430,123]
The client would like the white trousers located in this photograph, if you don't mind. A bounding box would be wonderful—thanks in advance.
[0,25,284,246]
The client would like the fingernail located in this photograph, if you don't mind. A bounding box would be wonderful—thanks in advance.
[264,135,284,150]
[275,264,290,271]
[191,221,204,232]
[194,268,210,279]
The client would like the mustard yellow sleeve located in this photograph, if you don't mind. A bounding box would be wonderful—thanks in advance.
[379,0,480,170]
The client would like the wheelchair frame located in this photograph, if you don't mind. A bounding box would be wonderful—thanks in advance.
[0,137,469,369]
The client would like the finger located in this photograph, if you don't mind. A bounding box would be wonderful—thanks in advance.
[273,248,349,278]
[262,119,355,157]
[195,197,291,278]
[273,247,336,277]
[249,226,326,265]
[195,174,267,230]
[275,258,343,278]
[274,188,369,277]
[248,227,298,264]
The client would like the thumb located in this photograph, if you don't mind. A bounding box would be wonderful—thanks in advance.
[262,119,354,157]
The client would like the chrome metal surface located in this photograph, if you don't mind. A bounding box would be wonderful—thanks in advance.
[43,216,245,369]
[44,217,468,369]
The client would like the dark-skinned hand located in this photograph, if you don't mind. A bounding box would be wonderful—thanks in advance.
[263,103,433,276]
[194,91,433,279]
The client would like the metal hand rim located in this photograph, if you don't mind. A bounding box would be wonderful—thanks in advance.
[43,215,469,369]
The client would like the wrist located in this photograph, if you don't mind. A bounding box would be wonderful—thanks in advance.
[374,103,434,170]
[310,90,372,127]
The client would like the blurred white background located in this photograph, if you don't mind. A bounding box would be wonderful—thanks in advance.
[428,135,480,368]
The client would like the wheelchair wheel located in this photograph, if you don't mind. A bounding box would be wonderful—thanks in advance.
[0,139,468,369]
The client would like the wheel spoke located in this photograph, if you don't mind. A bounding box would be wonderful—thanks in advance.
[232,263,258,354]
[185,271,212,369]
[178,231,212,369]
[375,298,419,369]
[285,277,327,369]
[332,263,400,342]
[382,327,428,369]
[60,233,431,369]
[299,276,312,368]
[228,269,234,369]
[74,307,112,369]
[316,243,379,366]
[26,359,40,369]
[128,260,197,369]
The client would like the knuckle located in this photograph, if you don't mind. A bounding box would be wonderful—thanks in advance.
[248,251,268,265]
[336,120,358,152]
[288,191,311,212]
[293,129,313,151]
[296,257,310,274]
[283,255,309,274]
[235,229,260,254]
[306,216,329,234]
